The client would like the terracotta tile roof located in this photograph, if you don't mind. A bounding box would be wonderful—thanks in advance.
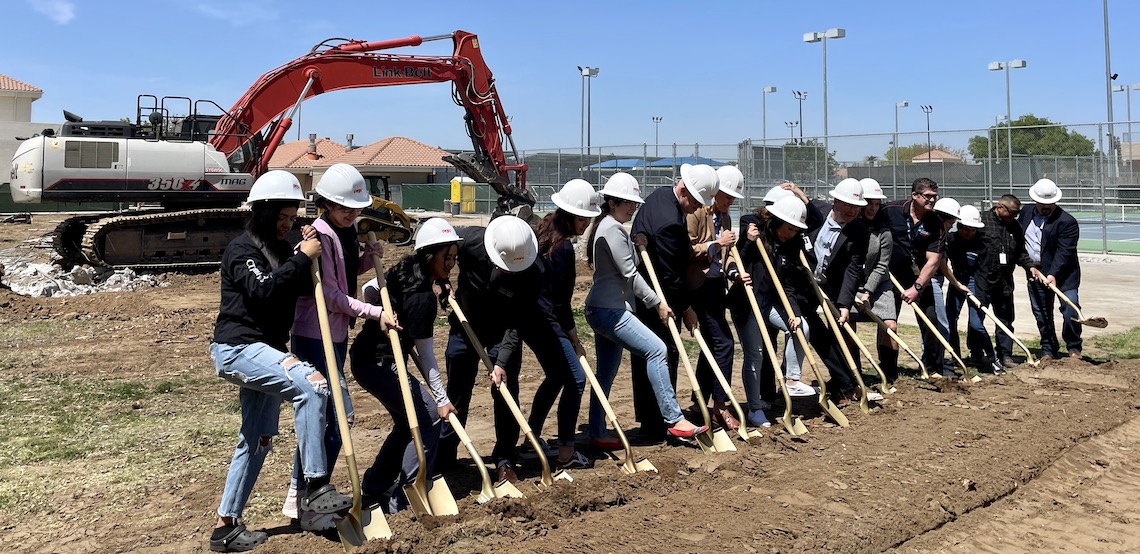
[316,136,451,168]
[911,149,962,162]
[267,138,348,169]
[0,74,42,93]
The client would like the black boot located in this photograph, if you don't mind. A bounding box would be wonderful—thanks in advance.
[879,345,899,383]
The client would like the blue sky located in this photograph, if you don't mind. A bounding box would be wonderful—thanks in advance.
[4,0,1139,163]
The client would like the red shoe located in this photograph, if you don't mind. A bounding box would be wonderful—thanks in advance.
[589,435,623,450]
[666,424,709,440]
[712,407,740,432]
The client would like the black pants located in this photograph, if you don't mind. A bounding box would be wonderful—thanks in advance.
[631,303,679,434]
[801,309,856,400]
[441,330,520,466]
[349,351,440,510]
[989,289,1017,360]
[692,276,734,404]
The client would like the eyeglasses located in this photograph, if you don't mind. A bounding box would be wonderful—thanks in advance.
[331,205,363,214]
[1002,205,1020,216]
[917,192,938,201]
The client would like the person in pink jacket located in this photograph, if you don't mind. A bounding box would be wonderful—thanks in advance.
[282,164,391,531]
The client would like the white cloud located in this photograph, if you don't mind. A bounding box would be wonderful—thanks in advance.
[29,0,76,24]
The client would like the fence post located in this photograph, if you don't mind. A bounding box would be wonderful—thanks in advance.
[1099,123,1108,254]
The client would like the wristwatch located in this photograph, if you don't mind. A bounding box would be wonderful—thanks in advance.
[913,281,924,292]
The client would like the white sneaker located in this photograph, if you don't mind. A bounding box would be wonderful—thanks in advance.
[282,485,301,519]
[300,509,340,532]
[786,381,818,397]
[747,409,772,428]
[866,391,884,402]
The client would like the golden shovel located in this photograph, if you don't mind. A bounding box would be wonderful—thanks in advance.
[693,328,762,441]
[310,262,392,549]
[446,413,525,502]
[889,274,978,383]
[1044,280,1108,329]
[638,246,736,453]
[799,252,872,414]
[578,354,657,474]
[446,296,572,489]
[729,246,808,436]
[855,300,927,380]
[755,239,848,427]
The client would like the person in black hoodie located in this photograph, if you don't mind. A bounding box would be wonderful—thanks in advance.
[942,205,998,373]
[207,171,373,553]
[349,217,459,514]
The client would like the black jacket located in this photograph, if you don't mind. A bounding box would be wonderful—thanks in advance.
[538,239,576,339]
[449,225,547,367]
[979,207,1035,299]
[944,231,989,303]
[631,186,694,313]
[804,202,869,310]
[213,233,313,351]
[728,203,825,319]
[1018,205,1081,290]
[883,198,945,287]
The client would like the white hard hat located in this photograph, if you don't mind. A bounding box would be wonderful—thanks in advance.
[859,178,887,200]
[315,163,372,209]
[714,165,745,199]
[957,205,985,229]
[484,215,538,272]
[680,163,719,206]
[933,197,961,219]
[829,178,868,207]
[551,179,602,217]
[600,172,643,203]
[763,185,795,204]
[768,197,808,229]
[1029,178,1062,204]
[247,170,305,203]
[414,217,463,252]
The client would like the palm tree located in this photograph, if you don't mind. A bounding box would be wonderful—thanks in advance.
[864,155,879,167]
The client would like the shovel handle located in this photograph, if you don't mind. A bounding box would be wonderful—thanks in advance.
[446,412,497,500]
[729,246,805,434]
[577,353,640,472]
[889,273,970,377]
[798,252,869,404]
[445,296,556,486]
[637,246,715,436]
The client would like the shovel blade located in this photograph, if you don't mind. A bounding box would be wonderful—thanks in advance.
[789,417,809,436]
[822,399,850,427]
[710,428,738,452]
[493,480,526,499]
[1078,316,1108,329]
[402,483,434,518]
[426,476,459,516]
[336,506,392,548]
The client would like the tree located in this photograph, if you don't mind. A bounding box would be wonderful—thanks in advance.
[967,114,1094,160]
[883,143,963,164]
[864,155,879,167]
[781,139,837,185]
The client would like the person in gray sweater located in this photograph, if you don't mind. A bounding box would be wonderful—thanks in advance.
[583,172,707,443]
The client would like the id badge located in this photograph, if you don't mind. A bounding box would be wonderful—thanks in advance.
[999,252,1008,265]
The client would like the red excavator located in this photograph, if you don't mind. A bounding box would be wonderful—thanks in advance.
[8,30,532,269]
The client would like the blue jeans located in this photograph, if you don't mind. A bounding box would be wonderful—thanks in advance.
[288,335,351,490]
[1027,281,1083,357]
[211,342,330,519]
[586,306,683,437]
[945,277,995,363]
[732,310,768,411]
[762,301,809,382]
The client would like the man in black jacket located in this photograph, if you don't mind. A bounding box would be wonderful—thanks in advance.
[804,178,871,403]
[1019,179,1083,360]
[978,194,1036,367]
[629,163,720,437]
[440,215,573,484]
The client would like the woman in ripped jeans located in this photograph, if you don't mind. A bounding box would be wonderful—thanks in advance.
[206,171,394,553]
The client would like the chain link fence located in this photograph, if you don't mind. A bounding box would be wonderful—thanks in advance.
[518,122,1140,254]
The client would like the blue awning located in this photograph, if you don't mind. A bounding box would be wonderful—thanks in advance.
[644,156,727,168]
[587,158,644,169]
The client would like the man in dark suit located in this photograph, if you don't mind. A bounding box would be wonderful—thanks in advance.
[629,163,720,437]
[804,178,871,403]
[1018,178,1083,361]
[978,194,1035,368]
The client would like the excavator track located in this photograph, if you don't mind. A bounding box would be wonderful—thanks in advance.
[80,208,256,271]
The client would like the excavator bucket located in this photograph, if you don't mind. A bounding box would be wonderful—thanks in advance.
[355,197,415,246]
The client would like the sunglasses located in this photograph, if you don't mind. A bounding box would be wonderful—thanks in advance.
[916,192,938,201]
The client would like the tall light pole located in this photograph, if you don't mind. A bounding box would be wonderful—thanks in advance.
[989,59,1026,192]
[1112,84,1138,183]
[921,105,933,163]
[785,121,798,142]
[652,116,663,157]
[792,90,808,144]
[577,66,599,160]
[804,28,846,166]
[763,86,776,181]
[894,100,908,196]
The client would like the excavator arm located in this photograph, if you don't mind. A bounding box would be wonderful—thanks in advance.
[209,30,532,214]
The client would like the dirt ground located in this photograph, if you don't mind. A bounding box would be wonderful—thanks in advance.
[1,213,1139,554]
